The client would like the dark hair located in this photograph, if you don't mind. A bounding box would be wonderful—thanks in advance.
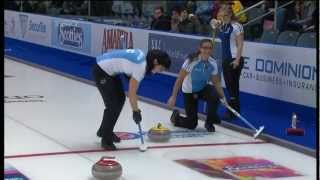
[154,6,164,13]
[146,49,171,74]
[187,39,213,62]
[171,6,181,14]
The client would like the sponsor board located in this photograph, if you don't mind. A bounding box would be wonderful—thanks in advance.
[18,13,50,45]
[5,10,51,46]
[4,10,17,38]
[91,23,149,57]
[101,28,134,53]
[51,19,91,54]
[241,42,316,107]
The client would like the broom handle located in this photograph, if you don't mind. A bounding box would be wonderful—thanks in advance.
[137,123,144,144]
[224,103,258,131]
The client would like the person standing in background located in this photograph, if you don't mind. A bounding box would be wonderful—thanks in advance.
[210,7,244,120]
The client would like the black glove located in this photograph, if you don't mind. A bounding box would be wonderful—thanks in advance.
[133,109,142,124]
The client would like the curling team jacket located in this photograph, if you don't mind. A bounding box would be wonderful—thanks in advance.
[96,49,146,82]
[181,56,218,93]
[217,21,244,61]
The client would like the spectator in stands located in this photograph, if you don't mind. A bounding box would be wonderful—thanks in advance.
[185,0,196,14]
[195,1,214,24]
[74,1,88,15]
[241,0,260,8]
[170,6,181,32]
[167,39,228,132]
[5,1,19,11]
[32,1,47,14]
[172,6,181,18]
[212,1,222,19]
[22,0,33,13]
[112,1,134,17]
[142,1,167,19]
[177,7,199,34]
[167,0,186,14]
[150,6,171,31]
[189,14,202,34]
[210,6,244,120]
[231,0,247,23]
[61,1,76,15]
[47,1,63,16]
[112,1,122,16]
[130,1,143,17]
[286,1,317,32]
[302,8,317,32]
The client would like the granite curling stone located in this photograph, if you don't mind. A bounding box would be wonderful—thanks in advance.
[92,156,122,180]
[148,123,171,142]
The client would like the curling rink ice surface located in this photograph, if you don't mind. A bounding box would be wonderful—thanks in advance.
[4,58,317,180]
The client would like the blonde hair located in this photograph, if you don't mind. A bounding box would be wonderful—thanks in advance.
[217,5,238,22]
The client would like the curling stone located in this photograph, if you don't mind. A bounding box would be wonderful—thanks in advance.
[92,156,122,180]
[148,123,171,142]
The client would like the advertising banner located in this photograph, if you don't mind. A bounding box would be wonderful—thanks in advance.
[90,23,149,57]
[51,18,92,54]
[4,10,18,38]
[5,10,51,46]
[240,42,316,107]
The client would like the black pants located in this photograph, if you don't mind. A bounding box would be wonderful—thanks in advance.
[175,85,220,129]
[222,57,244,112]
[92,64,125,142]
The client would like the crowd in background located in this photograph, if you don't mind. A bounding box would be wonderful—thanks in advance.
[4,0,318,43]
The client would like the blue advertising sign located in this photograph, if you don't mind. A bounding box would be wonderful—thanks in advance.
[148,33,222,74]
[51,19,91,54]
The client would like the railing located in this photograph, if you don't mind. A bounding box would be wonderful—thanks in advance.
[241,0,295,30]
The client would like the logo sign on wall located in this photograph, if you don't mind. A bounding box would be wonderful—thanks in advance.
[18,13,48,42]
[101,28,133,53]
[4,14,16,37]
[148,33,222,74]
[52,19,91,54]
[240,43,316,107]
[19,14,29,38]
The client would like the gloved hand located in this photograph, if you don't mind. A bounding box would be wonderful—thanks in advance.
[133,109,142,124]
